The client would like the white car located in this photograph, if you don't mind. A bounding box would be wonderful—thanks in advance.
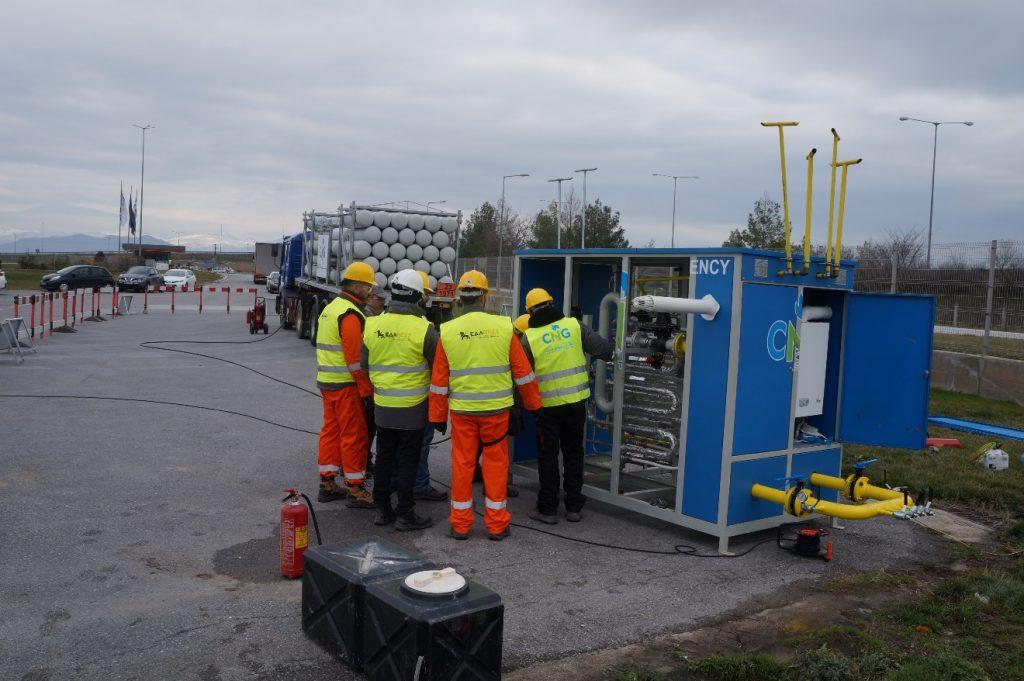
[0,268,7,290]
[163,268,197,291]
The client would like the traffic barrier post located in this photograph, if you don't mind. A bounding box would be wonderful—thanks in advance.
[71,291,77,327]
[39,294,45,340]
[144,286,149,314]
[49,293,54,332]
[13,295,20,320]
[171,286,176,314]
[252,287,257,309]
[112,286,118,316]
[199,286,204,314]
[30,295,35,338]
[225,287,231,314]
[63,292,68,325]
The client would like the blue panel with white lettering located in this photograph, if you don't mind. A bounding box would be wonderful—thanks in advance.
[733,283,798,455]
[681,256,734,523]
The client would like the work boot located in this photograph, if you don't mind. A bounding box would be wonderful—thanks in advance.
[317,477,349,503]
[395,512,434,532]
[565,511,582,523]
[345,484,376,509]
[448,526,470,541]
[528,507,558,525]
[413,486,448,502]
[374,508,396,526]
[487,527,511,542]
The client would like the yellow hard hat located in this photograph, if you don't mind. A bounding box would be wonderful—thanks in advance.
[457,269,489,293]
[513,314,530,334]
[342,261,375,285]
[417,270,433,293]
[525,288,554,311]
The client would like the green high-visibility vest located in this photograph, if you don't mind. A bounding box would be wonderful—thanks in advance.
[438,311,515,412]
[316,296,365,385]
[525,316,590,407]
[363,312,431,408]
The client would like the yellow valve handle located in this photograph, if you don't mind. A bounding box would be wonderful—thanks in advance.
[824,129,840,277]
[803,148,817,272]
[761,122,799,273]
[832,158,863,276]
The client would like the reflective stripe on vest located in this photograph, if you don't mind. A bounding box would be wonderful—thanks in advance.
[362,312,431,408]
[439,311,514,412]
[524,316,590,407]
[316,296,365,385]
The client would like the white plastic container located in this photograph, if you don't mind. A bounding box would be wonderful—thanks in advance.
[979,448,1009,471]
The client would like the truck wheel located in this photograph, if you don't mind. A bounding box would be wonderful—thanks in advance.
[309,297,322,348]
[297,298,310,339]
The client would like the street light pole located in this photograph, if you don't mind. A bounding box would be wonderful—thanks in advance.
[898,116,973,267]
[547,177,572,249]
[499,173,529,290]
[132,124,154,258]
[574,168,597,249]
[652,173,699,248]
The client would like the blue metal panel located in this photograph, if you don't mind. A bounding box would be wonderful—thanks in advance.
[517,258,566,314]
[739,254,855,289]
[733,283,797,455]
[516,247,857,270]
[791,448,842,502]
[839,293,934,449]
[727,456,787,525]
[282,233,304,286]
[682,256,734,523]
[576,263,616,321]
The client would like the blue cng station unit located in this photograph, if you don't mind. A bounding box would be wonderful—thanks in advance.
[511,247,934,553]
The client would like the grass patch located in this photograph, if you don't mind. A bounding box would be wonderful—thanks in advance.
[3,268,49,290]
[688,653,788,680]
[615,667,672,681]
[934,332,1024,361]
[824,570,917,593]
[194,271,222,286]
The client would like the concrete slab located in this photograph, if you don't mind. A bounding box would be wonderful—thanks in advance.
[0,274,947,679]
[914,508,994,545]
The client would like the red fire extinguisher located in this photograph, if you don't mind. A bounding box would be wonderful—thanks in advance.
[280,488,321,579]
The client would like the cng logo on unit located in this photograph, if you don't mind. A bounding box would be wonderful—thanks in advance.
[767,319,800,362]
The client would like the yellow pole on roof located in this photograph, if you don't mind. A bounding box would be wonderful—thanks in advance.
[823,129,840,277]
[832,158,863,276]
[761,121,799,274]
[803,148,817,272]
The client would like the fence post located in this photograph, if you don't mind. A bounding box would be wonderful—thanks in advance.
[979,240,997,395]
[890,250,898,293]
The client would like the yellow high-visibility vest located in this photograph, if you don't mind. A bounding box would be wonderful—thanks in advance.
[438,311,515,412]
[363,313,431,408]
[316,296,364,385]
[525,316,590,407]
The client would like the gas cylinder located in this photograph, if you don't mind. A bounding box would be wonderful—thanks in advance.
[280,488,309,579]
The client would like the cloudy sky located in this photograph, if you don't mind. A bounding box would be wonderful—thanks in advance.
[0,1,1020,249]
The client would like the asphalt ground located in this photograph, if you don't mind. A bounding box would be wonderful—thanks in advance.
[0,273,944,679]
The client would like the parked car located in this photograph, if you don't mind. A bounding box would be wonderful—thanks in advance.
[266,271,281,294]
[0,268,7,290]
[117,265,164,292]
[40,265,114,292]
[163,268,197,290]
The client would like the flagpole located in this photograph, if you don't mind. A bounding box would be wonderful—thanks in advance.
[118,181,123,255]
[132,123,153,258]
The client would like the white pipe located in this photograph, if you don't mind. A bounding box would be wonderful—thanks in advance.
[801,305,833,322]
[593,292,618,414]
[631,294,720,321]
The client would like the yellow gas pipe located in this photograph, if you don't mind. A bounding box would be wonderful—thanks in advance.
[831,158,862,277]
[761,121,799,274]
[751,472,913,521]
[802,148,816,272]
[822,128,840,278]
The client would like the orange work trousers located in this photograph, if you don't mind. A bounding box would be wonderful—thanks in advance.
[318,386,368,485]
[449,411,510,535]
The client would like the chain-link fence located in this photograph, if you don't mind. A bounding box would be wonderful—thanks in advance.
[855,240,1024,361]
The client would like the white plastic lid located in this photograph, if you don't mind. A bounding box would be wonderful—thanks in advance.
[403,568,466,595]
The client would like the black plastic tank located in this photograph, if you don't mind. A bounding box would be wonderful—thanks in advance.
[301,537,433,668]
[362,575,504,681]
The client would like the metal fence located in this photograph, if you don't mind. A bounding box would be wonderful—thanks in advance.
[855,240,1024,361]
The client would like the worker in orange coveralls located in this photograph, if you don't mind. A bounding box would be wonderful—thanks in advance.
[428,270,541,541]
[315,261,376,509]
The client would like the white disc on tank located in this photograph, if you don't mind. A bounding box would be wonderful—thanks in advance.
[353,240,372,258]
[390,212,409,229]
[373,211,392,228]
[379,257,397,275]
[374,272,387,288]
[428,275,438,290]
[363,225,382,243]
[397,258,413,271]
[389,242,406,260]
[430,261,448,278]
[331,227,341,240]
[415,229,433,247]
[364,256,380,272]
[422,245,439,262]
[441,217,458,234]
[371,241,390,259]
[413,259,429,273]
[432,231,450,249]
[424,215,442,232]
[343,213,354,227]
[405,244,423,261]
[356,210,374,227]
[439,246,456,264]
[404,568,466,596]
[353,228,367,241]
[398,228,415,246]
[407,213,425,229]
[381,227,399,244]
[329,268,338,283]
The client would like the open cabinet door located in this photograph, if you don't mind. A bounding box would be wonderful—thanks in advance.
[839,292,934,450]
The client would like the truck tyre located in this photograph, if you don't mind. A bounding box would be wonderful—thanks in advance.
[297,298,311,339]
[309,297,323,348]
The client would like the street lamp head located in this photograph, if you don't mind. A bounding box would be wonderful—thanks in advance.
[574,167,597,173]
[964,121,974,126]
[899,116,909,121]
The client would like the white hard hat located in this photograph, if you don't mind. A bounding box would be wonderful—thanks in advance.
[389,268,424,295]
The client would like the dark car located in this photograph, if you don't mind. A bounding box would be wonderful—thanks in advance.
[266,271,281,294]
[117,265,164,292]
[40,265,115,292]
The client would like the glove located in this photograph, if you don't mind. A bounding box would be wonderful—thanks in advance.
[432,421,448,435]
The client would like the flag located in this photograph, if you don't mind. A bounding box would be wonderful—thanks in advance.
[119,183,128,235]
[129,189,137,235]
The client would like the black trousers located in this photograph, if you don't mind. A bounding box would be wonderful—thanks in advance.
[372,427,421,517]
[535,400,587,515]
